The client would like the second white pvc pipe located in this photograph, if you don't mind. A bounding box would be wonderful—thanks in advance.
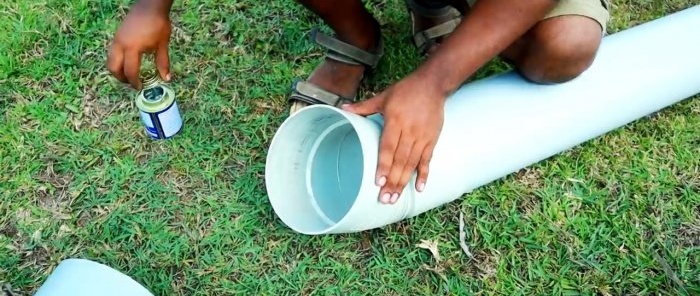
[34,259,154,296]
[265,6,700,235]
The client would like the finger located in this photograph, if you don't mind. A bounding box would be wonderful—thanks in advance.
[123,49,143,90]
[342,94,383,116]
[155,39,171,81]
[389,193,400,204]
[384,134,416,203]
[376,123,401,202]
[416,141,436,192]
[379,192,392,204]
[106,44,128,83]
[395,141,424,199]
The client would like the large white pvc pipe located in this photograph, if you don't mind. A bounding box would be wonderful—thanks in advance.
[34,259,153,296]
[265,6,700,235]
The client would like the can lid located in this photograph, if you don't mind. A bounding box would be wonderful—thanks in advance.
[142,85,167,103]
[140,69,160,88]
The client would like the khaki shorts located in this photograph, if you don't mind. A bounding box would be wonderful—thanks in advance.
[467,0,611,33]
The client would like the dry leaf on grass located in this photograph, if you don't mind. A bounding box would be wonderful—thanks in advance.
[460,211,475,260]
[416,239,441,262]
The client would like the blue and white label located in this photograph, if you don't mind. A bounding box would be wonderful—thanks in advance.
[139,111,159,138]
[157,101,182,137]
[139,101,183,139]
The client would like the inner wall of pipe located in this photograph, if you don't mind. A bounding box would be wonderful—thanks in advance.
[310,121,363,224]
[267,108,363,234]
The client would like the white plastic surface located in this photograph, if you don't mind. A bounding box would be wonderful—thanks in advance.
[158,101,183,138]
[265,6,700,234]
[139,101,182,139]
[34,259,153,296]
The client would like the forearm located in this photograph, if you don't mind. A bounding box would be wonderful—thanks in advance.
[133,0,174,15]
[414,0,557,97]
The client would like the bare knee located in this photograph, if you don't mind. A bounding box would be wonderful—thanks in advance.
[514,16,603,84]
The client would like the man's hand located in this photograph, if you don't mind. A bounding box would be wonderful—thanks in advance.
[343,73,446,204]
[107,0,173,90]
[340,0,556,205]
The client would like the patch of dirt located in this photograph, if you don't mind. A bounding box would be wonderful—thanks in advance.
[172,270,188,292]
[678,168,700,193]
[393,220,413,237]
[210,21,232,45]
[517,194,540,219]
[223,156,247,178]
[36,161,73,188]
[463,249,500,281]
[0,223,17,238]
[73,87,125,131]
[358,232,372,252]
[514,167,544,189]
[21,246,50,269]
[17,39,47,66]
[253,100,283,115]
[157,171,194,202]
[1,283,25,296]
[350,232,375,269]
[35,186,54,211]
[35,161,73,220]
[677,222,700,248]
[76,210,92,227]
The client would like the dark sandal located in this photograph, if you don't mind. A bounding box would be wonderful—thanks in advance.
[289,28,384,110]
[405,0,462,55]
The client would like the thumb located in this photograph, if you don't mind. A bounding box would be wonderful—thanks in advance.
[342,94,384,116]
[155,40,171,82]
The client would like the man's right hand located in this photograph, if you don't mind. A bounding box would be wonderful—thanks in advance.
[107,1,173,90]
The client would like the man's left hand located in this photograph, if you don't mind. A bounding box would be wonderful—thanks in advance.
[342,73,446,204]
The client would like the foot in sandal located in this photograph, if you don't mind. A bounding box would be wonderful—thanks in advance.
[289,0,384,114]
[405,0,464,56]
[288,28,383,114]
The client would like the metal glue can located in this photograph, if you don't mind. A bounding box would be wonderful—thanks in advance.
[135,70,183,139]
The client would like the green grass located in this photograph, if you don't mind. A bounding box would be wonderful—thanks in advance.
[1,0,699,294]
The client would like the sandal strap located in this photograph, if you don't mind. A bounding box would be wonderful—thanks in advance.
[289,79,354,107]
[404,0,454,17]
[311,28,383,69]
[413,18,461,51]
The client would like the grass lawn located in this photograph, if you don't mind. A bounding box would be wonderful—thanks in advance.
[1,0,699,294]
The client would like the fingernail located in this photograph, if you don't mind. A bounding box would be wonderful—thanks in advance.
[165,73,171,81]
[341,104,351,110]
[417,182,425,192]
[380,193,390,203]
[390,193,399,204]
[377,176,386,187]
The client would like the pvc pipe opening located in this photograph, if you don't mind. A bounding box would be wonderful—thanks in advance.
[266,106,369,234]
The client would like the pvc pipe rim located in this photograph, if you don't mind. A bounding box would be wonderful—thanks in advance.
[265,105,380,235]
